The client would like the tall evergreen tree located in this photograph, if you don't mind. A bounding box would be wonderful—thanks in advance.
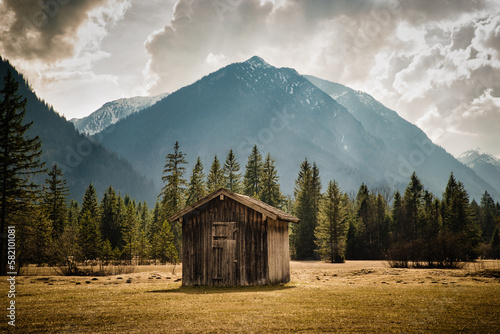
[186,156,206,205]
[122,201,138,263]
[43,164,69,240]
[260,153,282,207]
[0,69,45,275]
[100,186,122,249]
[480,191,497,242]
[149,201,164,263]
[311,163,322,226]
[441,173,481,261]
[160,141,188,217]
[403,172,424,240]
[292,159,321,260]
[207,155,225,193]
[160,141,187,254]
[157,220,179,264]
[243,145,262,197]
[223,149,242,193]
[78,184,102,261]
[315,180,348,263]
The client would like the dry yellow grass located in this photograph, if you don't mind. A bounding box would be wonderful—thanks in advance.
[1,261,499,333]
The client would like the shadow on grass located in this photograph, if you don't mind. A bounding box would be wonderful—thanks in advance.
[148,284,296,294]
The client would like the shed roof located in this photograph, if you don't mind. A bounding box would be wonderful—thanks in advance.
[169,188,299,223]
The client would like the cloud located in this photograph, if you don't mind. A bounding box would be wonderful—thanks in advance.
[0,0,130,62]
[141,0,500,158]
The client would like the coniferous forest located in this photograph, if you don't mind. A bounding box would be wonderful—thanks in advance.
[1,70,500,276]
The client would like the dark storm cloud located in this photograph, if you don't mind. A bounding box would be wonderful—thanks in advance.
[0,0,119,62]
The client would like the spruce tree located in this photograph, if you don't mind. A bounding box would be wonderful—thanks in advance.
[100,186,121,249]
[186,156,206,205]
[260,153,282,207]
[480,191,497,242]
[243,145,262,197]
[158,220,179,264]
[441,173,481,261]
[223,149,242,193]
[207,155,225,193]
[122,201,138,263]
[0,69,45,275]
[78,184,102,261]
[160,141,187,254]
[293,159,320,260]
[43,164,69,240]
[160,141,187,217]
[315,180,348,263]
[403,172,424,240]
[148,201,163,263]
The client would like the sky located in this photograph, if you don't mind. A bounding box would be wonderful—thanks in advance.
[1,0,499,158]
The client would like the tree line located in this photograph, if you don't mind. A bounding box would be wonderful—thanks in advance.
[2,70,500,276]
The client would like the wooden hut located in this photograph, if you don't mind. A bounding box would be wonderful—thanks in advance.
[169,188,299,286]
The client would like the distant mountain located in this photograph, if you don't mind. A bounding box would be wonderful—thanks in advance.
[0,56,158,204]
[458,149,500,195]
[95,56,400,196]
[71,93,169,135]
[305,76,499,200]
[94,56,498,201]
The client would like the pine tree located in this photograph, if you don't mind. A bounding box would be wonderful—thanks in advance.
[186,156,206,205]
[315,180,348,263]
[207,155,225,193]
[391,190,405,242]
[122,201,138,263]
[43,164,69,240]
[157,220,179,264]
[137,201,150,233]
[311,163,322,226]
[100,186,122,249]
[480,191,497,242]
[17,204,53,267]
[441,173,481,261]
[403,172,424,240]
[292,159,321,260]
[260,153,282,207]
[160,141,187,254]
[160,141,187,217]
[0,69,45,275]
[78,184,102,261]
[243,145,262,197]
[148,201,161,263]
[223,149,242,193]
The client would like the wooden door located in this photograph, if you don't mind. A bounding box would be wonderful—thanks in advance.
[211,222,237,286]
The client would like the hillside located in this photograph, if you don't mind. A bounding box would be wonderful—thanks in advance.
[0,56,158,204]
[305,75,498,200]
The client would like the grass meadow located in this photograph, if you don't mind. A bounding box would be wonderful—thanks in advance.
[1,261,499,333]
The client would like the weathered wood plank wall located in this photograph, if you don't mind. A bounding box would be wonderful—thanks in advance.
[182,196,290,286]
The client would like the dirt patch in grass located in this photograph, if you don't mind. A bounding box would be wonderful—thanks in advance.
[2,261,499,333]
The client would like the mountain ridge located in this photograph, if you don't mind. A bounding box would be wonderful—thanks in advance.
[70,92,169,135]
[94,56,498,201]
[458,149,500,195]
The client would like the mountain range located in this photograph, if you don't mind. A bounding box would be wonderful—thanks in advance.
[91,56,499,201]
[458,149,500,196]
[0,56,158,204]
[70,92,169,135]
[3,55,498,203]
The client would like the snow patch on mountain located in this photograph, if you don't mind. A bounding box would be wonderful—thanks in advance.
[71,92,169,135]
